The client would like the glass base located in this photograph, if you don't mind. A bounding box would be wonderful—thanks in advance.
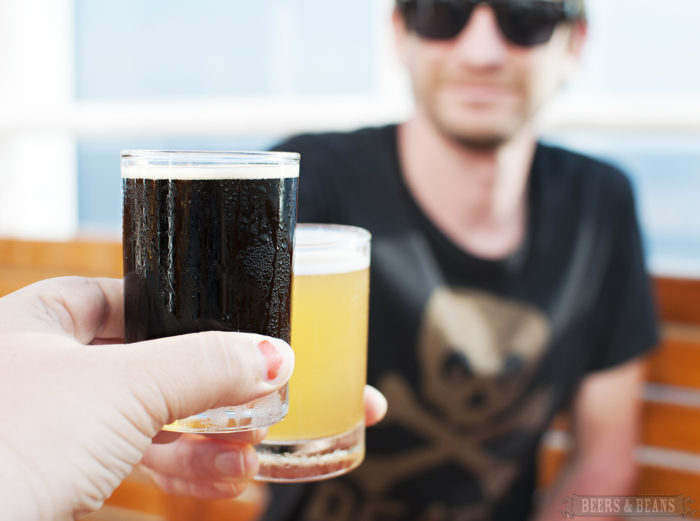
[164,386,288,433]
[255,422,365,482]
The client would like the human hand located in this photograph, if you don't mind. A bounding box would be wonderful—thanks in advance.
[0,277,294,521]
[139,384,388,499]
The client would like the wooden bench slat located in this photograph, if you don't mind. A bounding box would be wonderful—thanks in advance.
[641,401,700,453]
[105,474,266,521]
[0,238,122,297]
[636,464,700,495]
[0,238,121,272]
[647,335,700,389]
[538,445,568,489]
[655,277,700,325]
[548,400,700,454]
[539,447,700,493]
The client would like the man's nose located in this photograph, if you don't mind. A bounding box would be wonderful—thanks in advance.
[451,4,509,67]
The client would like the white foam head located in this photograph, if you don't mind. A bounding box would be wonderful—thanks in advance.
[122,164,298,180]
[294,225,371,275]
[121,151,299,180]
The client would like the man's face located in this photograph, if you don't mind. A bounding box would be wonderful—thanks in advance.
[395,1,586,148]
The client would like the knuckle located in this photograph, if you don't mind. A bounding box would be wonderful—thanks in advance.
[173,438,200,474]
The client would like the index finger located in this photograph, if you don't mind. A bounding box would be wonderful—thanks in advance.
[0,276,124,344]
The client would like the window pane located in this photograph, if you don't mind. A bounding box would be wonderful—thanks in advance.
[572,0,700,95]
[75,0,376,99]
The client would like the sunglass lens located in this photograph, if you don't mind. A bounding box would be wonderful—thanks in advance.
[403,0,472,41]
[495,1,562,46]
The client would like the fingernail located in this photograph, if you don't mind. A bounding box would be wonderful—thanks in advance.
[258,339,284,381]
[215,448,258,478]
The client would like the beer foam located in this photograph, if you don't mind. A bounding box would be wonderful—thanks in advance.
[294,227,370,275]
[121,164,298,180]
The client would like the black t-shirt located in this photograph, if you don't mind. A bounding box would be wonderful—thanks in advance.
[265,124,658,521]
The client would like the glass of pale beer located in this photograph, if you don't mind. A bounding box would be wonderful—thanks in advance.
[256,223,371,481]
[121,150,299,433]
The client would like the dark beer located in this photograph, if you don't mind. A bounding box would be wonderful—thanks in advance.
[122,168,298,345]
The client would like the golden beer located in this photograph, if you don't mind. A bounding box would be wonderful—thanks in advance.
[267,266,369,440]
[256,224,371,482]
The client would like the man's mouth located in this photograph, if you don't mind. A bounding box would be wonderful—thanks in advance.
[444,83,516,105]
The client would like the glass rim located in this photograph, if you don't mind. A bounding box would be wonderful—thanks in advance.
[295,223,371,251]
[120,149,300,165]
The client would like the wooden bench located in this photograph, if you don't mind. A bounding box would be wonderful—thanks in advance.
[539,277,700,495]
[2,237,699,517]
[0,237,123,295]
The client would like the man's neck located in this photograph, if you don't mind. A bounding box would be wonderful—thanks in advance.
[397,117,537,259]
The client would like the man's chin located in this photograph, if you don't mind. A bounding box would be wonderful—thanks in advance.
[437,124,511,151]
[454,134,509,150]
[431,111,529,150]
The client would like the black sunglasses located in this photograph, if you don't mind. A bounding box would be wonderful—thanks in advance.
[397,0,584,47]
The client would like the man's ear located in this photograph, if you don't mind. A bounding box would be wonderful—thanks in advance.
[562,20,587,79]
[568,20,588,61]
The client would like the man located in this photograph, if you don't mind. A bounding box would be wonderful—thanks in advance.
[267,1,658,520]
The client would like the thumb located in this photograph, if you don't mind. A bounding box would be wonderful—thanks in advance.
[113,331,294,427]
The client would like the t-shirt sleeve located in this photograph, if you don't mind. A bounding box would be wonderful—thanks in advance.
[271,135,334,223]
[587,173,660,372]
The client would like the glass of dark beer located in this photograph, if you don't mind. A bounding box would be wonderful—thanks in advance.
[121,150,299,433]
